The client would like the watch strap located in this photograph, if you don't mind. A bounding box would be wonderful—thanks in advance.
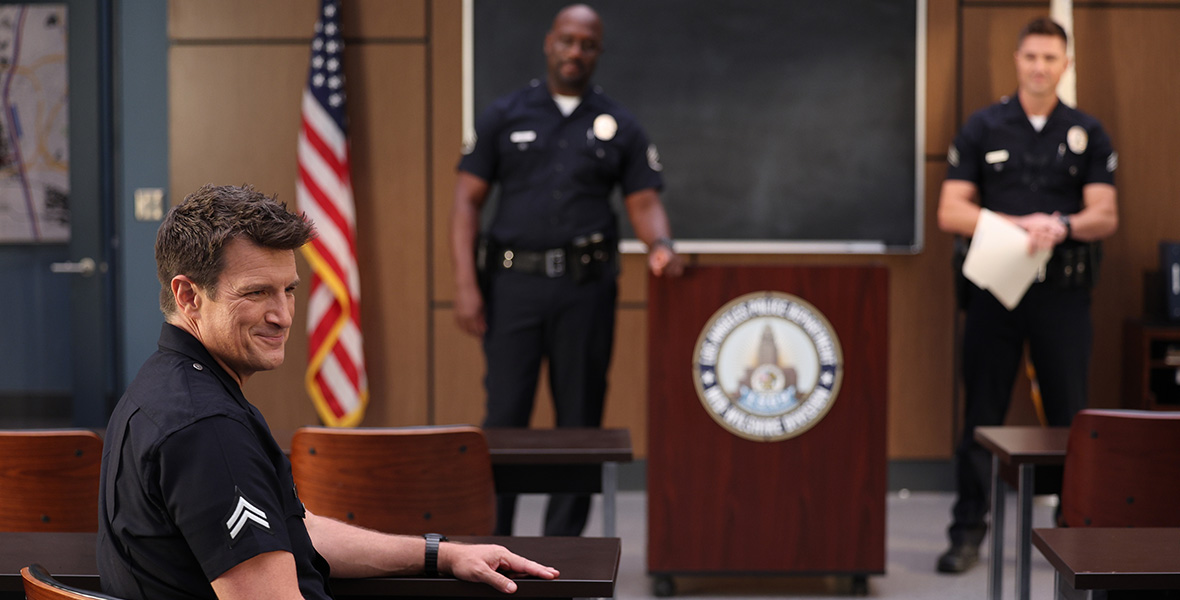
[423,533,447,577]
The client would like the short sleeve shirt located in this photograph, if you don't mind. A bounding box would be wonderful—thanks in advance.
[458,80,664,249]
[946,95,1116,216]
[97,324,331,600]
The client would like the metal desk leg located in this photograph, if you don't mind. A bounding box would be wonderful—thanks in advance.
[1016,464,1034,600]
[988,454,1007,600]
[602,461,618,538]
[1055,570,1093,600]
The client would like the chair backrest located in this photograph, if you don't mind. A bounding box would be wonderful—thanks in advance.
[22,564,125,600]
[290,425,495,535]
[1061,409,1180,528]
[0,430,102,532]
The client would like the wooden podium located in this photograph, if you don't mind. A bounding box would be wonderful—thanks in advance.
[647,265,887,595]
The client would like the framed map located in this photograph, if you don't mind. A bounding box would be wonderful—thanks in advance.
[0,5,68,243]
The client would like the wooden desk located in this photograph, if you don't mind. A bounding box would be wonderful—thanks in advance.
[975,426,1071,600]
[0,533,619,600]
[1034,527,1180,599]
[483,428,633,538]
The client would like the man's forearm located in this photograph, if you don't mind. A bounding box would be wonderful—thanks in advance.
[450,173,489,289]
[1066,183,1118,242]
[623,188,673,247]
[304,512,423,578]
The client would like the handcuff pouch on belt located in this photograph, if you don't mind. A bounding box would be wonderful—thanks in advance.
[1042,241,1102,289]
[476,233,616,284]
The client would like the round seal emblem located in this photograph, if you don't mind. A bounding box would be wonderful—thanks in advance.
[692,291,843,442]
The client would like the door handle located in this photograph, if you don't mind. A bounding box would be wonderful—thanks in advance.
[50,257,98,277]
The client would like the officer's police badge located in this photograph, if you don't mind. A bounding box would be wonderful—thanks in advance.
[593,114,617,141]
[692,292,843,442]
[1067,125,1088,154]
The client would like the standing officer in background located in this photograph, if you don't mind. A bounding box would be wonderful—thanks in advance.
[935,17,1118,573]
[451,3,683,537]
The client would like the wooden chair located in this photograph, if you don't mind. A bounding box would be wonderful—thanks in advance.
[1060,409,1180,528]
[0,430,102,532]
[290,425,495,535]
[22,564,124,600]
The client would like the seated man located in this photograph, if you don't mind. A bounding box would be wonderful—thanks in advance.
[97,184,559,600]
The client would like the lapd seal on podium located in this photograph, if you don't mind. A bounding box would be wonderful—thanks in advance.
[692,291,843,442]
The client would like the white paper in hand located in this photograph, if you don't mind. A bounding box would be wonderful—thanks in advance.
[961,209,1052,310]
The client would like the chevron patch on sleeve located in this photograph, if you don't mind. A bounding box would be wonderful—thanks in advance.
[224,487,273,545]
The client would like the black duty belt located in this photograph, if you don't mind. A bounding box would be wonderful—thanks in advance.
[496,247,567,278]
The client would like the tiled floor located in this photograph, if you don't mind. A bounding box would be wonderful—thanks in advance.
[514,490,1057,599]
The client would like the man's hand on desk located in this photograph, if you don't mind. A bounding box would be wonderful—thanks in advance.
[439,542,560,593]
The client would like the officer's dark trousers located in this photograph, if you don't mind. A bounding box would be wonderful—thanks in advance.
[948,283,1091,548]
[482,268,618,536]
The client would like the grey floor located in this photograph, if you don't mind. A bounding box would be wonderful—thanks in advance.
[514,490,1057,599]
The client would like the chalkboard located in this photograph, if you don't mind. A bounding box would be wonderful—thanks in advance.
[469,0,924,253]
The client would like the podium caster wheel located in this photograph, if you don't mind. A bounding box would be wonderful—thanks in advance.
[850,575,869,596]
[652,575,676,597]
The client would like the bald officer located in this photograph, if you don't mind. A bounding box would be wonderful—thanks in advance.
[451,4,683,537]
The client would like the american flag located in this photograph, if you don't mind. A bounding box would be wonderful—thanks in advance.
[297,0,368,427]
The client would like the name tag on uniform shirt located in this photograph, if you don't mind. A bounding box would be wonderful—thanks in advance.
[984,149,1009,164]
[509,130,537,143]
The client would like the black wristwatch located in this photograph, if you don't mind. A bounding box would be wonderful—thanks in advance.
[651,236,675,252]
[1058,214,1072,239]
[424,533,448,577]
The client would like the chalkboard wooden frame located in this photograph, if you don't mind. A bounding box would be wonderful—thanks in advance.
[462,0,927,254]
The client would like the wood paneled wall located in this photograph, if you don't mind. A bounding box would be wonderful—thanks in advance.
[167,0,1180,460]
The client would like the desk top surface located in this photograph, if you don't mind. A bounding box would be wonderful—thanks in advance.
[0,533,620,598]
[974,426,1070,466]
[1034,527,1180,591]
[483,428,632,464]
[265,427,633,465]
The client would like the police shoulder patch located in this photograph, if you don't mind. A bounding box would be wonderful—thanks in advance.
[647,144,663,172]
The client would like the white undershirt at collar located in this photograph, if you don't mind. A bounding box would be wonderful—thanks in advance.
[553,94,581,117]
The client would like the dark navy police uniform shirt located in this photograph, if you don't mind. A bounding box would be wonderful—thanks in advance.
[946,95,1116,216]
[98,324,331,600]
[458,80,664,250]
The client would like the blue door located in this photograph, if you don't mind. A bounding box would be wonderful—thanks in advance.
[0,0,114,427]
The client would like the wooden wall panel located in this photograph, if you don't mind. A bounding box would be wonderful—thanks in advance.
[169,45,306,203]
[960,7,1041,115]
[347,43,430,426]
[926,0,959,158]
[169,0,424,40]
[880,160,957,458]
[430,0,463,306]
[431,307,486,426]
[1072,7,1180,408]
[605,308,648,455]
